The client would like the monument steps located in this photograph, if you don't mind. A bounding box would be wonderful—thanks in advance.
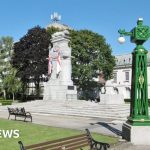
[28,108,128,117]
[32,112,127,120]
[2,100,150,120]
[0,100,132,120]
[37,107,129,115]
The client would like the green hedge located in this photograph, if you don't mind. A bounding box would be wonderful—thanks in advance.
[0,100,13,105]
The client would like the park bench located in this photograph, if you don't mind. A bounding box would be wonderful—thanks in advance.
[7,107,32,122]
[18,129,110,150]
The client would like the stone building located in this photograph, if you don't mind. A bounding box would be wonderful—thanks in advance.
[104,51,150,100]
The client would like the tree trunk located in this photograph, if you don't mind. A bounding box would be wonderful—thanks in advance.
[12,93,15,101]
[35,80,40,100]
[3,90,6,100]
[22,83,27,101]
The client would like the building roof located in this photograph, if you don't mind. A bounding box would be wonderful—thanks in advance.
[115,51,150,67]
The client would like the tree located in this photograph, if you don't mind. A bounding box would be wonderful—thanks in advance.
[3,67,22,101]
[0,36,13,99]
[69,30,115,99]
[47,26,61,39]
[12,26,50,99]
[12,25,115,100]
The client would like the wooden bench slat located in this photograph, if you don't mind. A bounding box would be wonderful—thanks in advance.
[25,134,87,149]
[59,140,89,150]
[65,143,90,150]
[31,138,89,150]
[18,129,110,150]
[48,143,89,150]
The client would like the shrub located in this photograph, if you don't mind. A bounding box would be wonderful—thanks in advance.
[0,100,13,105]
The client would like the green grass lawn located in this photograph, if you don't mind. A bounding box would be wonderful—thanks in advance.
[0,118,118,150]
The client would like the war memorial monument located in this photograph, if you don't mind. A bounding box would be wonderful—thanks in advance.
[43,30,77,101]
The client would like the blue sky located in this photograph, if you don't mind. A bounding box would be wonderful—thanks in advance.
[0,0,150,55]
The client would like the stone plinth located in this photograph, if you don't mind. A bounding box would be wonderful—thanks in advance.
[44,84,77,101]
[122,123,150,145]
[100,94,124,104]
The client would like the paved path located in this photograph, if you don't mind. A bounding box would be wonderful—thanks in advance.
[0,110,122,137]
[0,100,150,149]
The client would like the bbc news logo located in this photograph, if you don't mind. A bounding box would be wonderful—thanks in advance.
[0,130,20,138]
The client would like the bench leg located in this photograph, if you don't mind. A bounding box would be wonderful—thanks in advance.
[8,114,10,120]
[15,115,16,120]
[25,117,32,122]
[18,141,25,150]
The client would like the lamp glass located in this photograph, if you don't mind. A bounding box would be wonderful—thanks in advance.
[118,36,125,44]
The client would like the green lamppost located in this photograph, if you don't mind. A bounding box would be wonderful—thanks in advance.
[118,18,150,144]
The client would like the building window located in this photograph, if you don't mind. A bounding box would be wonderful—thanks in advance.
[125,72,129,82]
[129,58,131,63]
[113,73,117,83]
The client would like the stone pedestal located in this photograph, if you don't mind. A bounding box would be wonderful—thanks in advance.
[43,30,77,101]
[100,82,125,104]
[122,123,150,145]
[100,94,124,104]
[44,84,77,101]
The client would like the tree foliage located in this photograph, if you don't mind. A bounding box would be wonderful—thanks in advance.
[46,26,61,39]
[12,26,50,98]
[0,36,13,99]
[3,67,22,101]
[69,29,115,93]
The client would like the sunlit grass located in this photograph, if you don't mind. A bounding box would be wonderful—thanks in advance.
[0,118,118,150]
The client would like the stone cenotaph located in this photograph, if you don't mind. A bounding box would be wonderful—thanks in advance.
[43,30,77,101]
